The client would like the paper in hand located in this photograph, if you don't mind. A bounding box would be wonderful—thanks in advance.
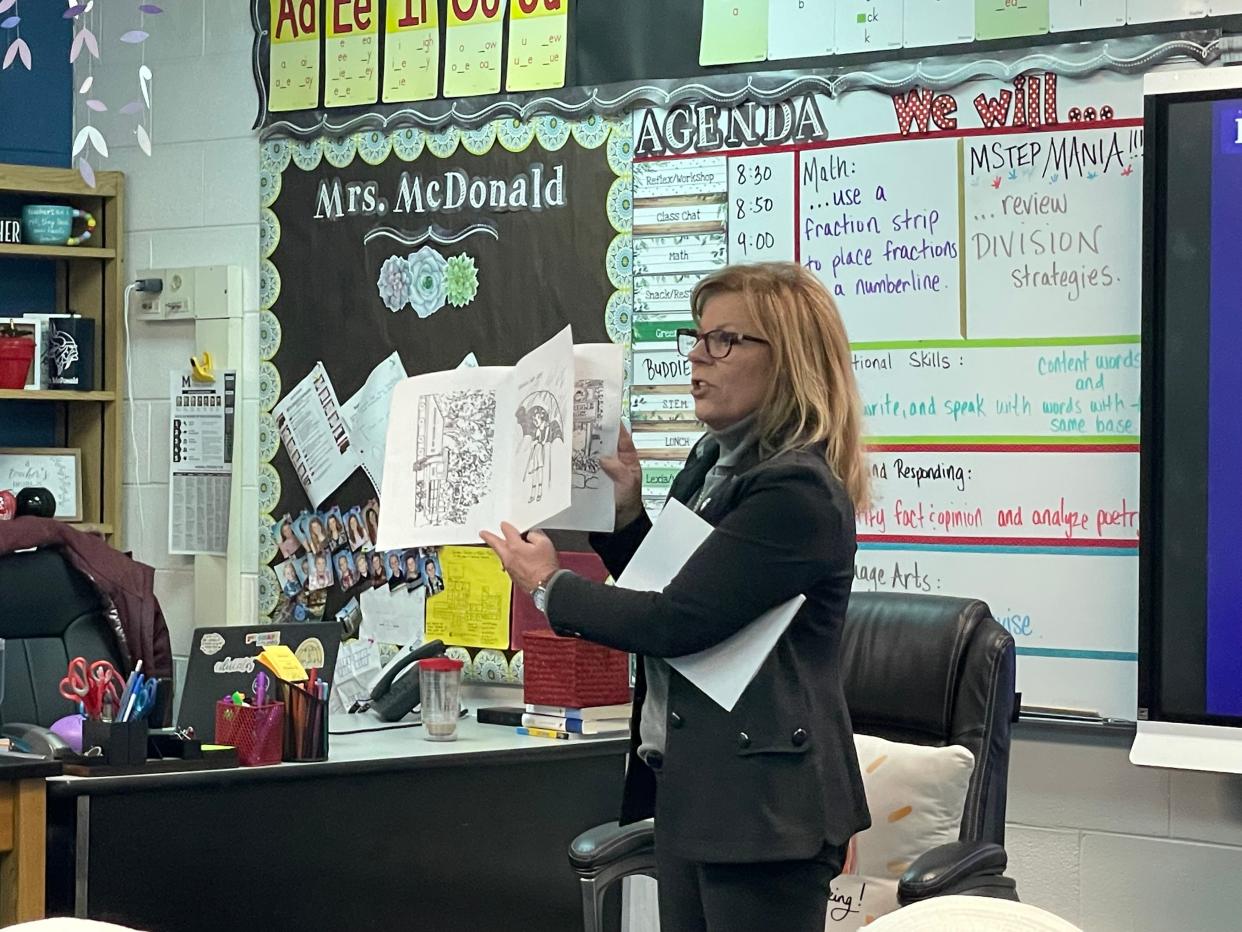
[615,500,804,712]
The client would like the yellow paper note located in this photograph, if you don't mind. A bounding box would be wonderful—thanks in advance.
[505,0,569,93]
[325,0,380,108]
[383,0,440,103]
[258,644,309,683]
[443,0,504,98]
[424,547,512,649]
[269,0,321,112]
[700,0,770,67]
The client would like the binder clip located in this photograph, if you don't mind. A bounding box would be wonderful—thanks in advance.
[190,351,215,383]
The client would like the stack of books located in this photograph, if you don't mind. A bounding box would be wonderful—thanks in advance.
[517,702,632,740]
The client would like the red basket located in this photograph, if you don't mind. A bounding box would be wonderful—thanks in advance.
[522,630,630,708]
[0,335,35,390]
[215,700,284,766]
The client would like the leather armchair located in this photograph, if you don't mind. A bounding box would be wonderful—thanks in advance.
[568,592,1019,929]
[0,548,131,749]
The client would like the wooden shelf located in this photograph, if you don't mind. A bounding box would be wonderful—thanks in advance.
[0,389,115,402]
[0,243,115,260]
[0,165,121,197]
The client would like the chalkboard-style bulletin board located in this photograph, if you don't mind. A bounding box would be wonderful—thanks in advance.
[257,118,633,643]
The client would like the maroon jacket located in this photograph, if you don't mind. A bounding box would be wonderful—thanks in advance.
[0,517,173,678]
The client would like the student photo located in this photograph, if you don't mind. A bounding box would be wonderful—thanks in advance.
[335,550,356,592]
[386,550,405,589]
[274,514,302,558]
[403,550,423,592]
[353,550,370,585]
[307,552,334,591]
[279,558,303,598]
[363,499,380,545]
[345,506,369,551]
[305,514,330,554]
[368,550,387,589]
[325,507,348,548]
[420,551,444,596]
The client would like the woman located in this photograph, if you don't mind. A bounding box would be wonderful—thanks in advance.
[306,516,329,554]
[364,501,380,544]
[347,509,368,551]
[482,263,871,932]
[277,517,301,558]
[326,510,347,548]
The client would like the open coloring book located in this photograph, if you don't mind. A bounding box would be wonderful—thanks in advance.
[375,326,576,548]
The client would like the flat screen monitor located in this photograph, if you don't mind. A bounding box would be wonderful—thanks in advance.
[1140,72,1242,727]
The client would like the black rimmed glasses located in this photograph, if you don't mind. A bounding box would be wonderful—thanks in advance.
[675,328,770,359]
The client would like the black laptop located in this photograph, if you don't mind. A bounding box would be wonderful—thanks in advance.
[177,622,341,740]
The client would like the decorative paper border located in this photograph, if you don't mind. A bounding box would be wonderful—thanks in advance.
[254,33,1219,140]
[256,116,633,622]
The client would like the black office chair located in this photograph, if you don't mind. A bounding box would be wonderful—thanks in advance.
[568,592,1019,930]
[0,548,128,728]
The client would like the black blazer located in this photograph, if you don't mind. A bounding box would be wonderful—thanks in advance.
[547,438,871,863]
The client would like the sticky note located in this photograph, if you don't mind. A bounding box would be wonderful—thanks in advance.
[700,0,770,67]
[383,0,440,102]
[974,0,1050,40]
[506,0,570,92]
[768,0,834,60]
[258,644,309,682]
[268,0,321,112]
[324,0,380,107]
[443,0,504,98]
[423,546,512,650]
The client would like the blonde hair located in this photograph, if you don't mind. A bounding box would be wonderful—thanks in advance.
[691,262,870,510]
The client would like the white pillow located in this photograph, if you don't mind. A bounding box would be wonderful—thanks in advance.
[850,734,975,880]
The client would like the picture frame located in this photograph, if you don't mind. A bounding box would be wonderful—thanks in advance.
[0,447,83,522]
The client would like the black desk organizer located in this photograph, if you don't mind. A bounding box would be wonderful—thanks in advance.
[82,718,149,766]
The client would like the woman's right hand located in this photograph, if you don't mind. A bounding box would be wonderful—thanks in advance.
[600,423,643,529]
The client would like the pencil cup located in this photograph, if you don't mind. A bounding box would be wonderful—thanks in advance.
[279,681,329,762]
[419,657,463,742]
[214,700,284,767]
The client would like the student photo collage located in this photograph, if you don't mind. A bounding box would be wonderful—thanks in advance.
[273,500,444,600]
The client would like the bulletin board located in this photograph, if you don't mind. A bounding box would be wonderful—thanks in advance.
[250,4,1223,718]
[257,117,633,649]
[627,71,1147,720]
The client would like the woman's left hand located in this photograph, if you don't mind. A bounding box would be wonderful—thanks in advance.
[479,522,560,594]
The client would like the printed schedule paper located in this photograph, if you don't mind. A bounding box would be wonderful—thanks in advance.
[273,362,363,508]
[169,371,236,556]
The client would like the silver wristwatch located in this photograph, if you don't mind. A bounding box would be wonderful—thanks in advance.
[531,576,551,613]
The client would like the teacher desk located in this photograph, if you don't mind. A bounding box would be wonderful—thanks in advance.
[44,717,628,931]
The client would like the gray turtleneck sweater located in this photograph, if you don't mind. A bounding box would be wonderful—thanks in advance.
[636,413,759,761]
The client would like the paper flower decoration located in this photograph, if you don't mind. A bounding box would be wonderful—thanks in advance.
[406,247,448,319]
[377,254,413,313]
[445,254,479,308]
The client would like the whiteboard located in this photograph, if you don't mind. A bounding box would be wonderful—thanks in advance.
[0,448,82,521]
[629,71,1149,719]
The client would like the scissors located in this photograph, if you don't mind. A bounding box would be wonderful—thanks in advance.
[124,675,158,723]
[59,657,125,719]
